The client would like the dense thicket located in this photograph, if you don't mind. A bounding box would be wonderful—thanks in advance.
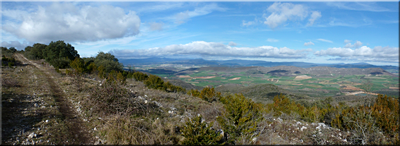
[44,41,80,68]
[24,43,47,60]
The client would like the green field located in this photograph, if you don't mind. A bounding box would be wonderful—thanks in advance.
[143,68,399,98]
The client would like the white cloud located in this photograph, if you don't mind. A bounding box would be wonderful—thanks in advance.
[344,40,362,48]
[242,17,260,27]
[2,3,141,43]
[315,46,399,62]
[110,41,312,59]
[267,38,279,42]
[149,22,164,31]
[242,20,255,26]
[317,39,333,43]
[174,3,225,24]
[307,11,321,26]
[304,41,314,46]
[344,39,352,43]
[228,41,237,46]
[263,2,321,29]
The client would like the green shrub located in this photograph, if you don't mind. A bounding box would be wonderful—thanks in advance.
[180,115,224,145]
[8,62,14,68]
[145,75,164,90]
[133,72,148,81]
[217,94,263,144]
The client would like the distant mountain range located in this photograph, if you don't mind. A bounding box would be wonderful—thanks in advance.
[119,57,399,73]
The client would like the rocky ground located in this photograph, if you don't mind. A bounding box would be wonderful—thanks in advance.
[2,54,93,145]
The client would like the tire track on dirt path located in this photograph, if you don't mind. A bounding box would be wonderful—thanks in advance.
[15,54,93,145]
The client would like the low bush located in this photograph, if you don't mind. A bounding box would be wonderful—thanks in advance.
[180,115,224,145]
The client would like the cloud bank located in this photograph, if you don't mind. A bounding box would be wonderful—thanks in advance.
[110,41,312,59]
[315,46,398,62]
[2,3,141,43]
[1,41,31,50]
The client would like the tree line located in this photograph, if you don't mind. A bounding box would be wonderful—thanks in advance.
[22,40,186,93]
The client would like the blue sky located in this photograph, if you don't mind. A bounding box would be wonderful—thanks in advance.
[1,1,399,66]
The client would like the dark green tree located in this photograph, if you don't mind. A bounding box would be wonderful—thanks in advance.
[93,52,123,73]
[43,40,79,68]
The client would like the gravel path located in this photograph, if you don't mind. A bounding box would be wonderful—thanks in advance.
[12,54,94,144]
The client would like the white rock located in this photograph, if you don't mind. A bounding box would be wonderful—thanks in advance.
[145,100,148,104]
[45,120,49,123]
[252,137,257,142]
[28,133,36,139]
[145,95,148,97]
[300,126,307,131]
[94,127,97,131]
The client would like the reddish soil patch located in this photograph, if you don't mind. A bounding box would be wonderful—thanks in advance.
[389,87,399,90]
[178,75,191,78]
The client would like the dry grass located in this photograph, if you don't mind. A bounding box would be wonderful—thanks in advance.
[55,72,226,145]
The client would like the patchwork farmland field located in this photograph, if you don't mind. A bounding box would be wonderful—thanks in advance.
[137,66,399,98]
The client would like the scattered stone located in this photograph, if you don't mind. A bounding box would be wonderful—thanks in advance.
[45,120,49,123]
[28,132,36,139]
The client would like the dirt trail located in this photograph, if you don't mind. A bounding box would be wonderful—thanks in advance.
[14,54,93,144]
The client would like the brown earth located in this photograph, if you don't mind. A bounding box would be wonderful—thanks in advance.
[294,75,312,80]
[389,87,399,90]
[229,77,241,80]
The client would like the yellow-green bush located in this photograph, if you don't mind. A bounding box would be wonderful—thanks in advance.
[180,115,224,145]
[217,94,262,144]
